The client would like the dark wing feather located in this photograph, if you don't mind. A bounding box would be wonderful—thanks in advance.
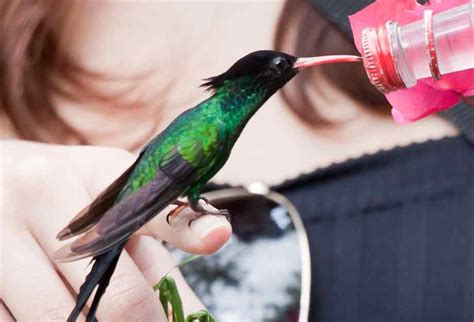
[56,157,141,241]
[54,151,198,262]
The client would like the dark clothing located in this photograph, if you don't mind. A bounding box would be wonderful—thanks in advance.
[272,136,473,322]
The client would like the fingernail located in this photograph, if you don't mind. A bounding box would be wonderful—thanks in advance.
[190,216,228,239]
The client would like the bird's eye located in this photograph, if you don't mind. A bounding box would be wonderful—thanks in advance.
[272,57,288,72]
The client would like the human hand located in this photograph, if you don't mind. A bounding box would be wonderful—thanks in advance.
[1,140,232,321]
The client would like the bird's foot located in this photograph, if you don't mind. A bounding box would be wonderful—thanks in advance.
[190,197,232,224]
[166,200,189,225]
[166,197,231,226]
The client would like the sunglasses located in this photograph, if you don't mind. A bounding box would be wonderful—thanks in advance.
[166,182,311,322]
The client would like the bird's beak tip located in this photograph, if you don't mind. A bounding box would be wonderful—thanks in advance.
[294,55,362,69]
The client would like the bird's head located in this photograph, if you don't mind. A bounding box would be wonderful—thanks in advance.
[202,50,298,94]
[201,50,361,95]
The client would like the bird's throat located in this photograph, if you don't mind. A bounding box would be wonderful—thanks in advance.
[212,77,273,137]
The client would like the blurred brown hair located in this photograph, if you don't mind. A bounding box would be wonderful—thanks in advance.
[0,0,103,144]
[274,0,389,126]
[1,0,389,144]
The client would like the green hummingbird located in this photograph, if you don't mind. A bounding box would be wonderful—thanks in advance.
[54,50,361,321]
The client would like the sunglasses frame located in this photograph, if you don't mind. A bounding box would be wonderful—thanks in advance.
[202,182,311,322]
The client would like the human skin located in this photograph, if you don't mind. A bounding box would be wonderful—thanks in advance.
[0,1,457,321]
[1,141,231,321]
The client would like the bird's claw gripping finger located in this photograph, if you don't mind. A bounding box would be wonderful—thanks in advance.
[173,200,188,207]
[186,209,231,228]
[166,201,188,225]
[212,208,231,221]
[188,198,232,227]
[198,196,209,204]
[166,197,232,226]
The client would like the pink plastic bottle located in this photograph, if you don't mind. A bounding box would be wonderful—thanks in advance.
[361,1,474,93]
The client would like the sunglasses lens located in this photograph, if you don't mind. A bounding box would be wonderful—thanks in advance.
[168,194,302,322]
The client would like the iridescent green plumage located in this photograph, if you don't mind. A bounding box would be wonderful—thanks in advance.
[56,50,300,322]
[122,76,270,201]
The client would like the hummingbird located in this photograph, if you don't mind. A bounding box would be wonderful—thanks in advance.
[54,50,361,321]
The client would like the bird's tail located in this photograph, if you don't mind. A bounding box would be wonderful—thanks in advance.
[68,242,125,322]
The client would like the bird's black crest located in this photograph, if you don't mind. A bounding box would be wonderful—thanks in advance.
[201,75,223,92]
[201,50,297,91]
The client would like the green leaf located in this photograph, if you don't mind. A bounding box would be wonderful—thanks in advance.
[153,255,207,322]
[158,279,169,317]
[155,276,185,322]
[167,277,185,322]
[185,310,216,322]
[153,255,202,291]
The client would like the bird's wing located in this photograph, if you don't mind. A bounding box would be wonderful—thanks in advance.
[54,128,221,262]
[55,122,180,242]
[56,158,141,241]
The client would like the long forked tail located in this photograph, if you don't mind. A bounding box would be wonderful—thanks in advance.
[68,242,125,322]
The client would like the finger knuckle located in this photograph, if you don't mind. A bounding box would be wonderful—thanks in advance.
[102,273,155,321]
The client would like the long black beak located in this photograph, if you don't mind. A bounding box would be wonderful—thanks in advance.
[294,55,362,69]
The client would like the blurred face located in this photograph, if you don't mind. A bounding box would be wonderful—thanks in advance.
[59,2,284,150]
